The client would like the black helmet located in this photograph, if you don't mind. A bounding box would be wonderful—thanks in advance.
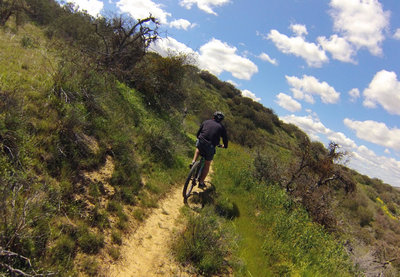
[213,111,225,122]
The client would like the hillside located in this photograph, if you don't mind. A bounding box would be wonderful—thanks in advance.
[1,2,400,276]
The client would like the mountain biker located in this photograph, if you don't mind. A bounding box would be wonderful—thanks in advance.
[190,111,228,188]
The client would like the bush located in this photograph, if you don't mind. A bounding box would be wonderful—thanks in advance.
[111,231,122,245]
[108,246,121,260]
[140,124,174,167]
[81,256,99,276]
[89,206,110,230]
[358,207,374,227]
[50,235,76,264]
[77,226,104,254]
[173,207,233,276]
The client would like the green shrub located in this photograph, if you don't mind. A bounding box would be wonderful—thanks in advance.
[81,256,99,276]
[89,206,110,230]
[106,200,122,213]
[173,207,232,276]
[358,207,374,227]
[108,246,121,260]
[50,235,76,264]
[140,125,174,167]
[20,35,36,48]
[111,231,122,245]
[133,208,146,221]
[77,226,104,254]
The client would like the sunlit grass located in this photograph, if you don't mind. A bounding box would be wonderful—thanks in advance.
[212,144,355,276]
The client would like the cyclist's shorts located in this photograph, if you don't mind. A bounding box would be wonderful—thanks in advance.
[196,139,216,161]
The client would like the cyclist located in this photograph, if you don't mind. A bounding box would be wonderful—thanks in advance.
[190,111,228,188]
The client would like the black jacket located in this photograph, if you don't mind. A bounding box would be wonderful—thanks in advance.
[197,119,228,148]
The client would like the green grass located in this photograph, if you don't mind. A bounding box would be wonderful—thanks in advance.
[212,144,355,276]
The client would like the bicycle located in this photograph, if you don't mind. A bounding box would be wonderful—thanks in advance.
[183,145,223,204]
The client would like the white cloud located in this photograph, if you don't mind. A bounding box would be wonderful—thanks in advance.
[66,0,103,16]
[290,24,308,37]
[267,29,328,67]
[348,88,360,102]
[385,148,391,154]
[242,89,261,102]
[149,37,198,57]
[329,0,390,56]
[349,145,400,187]
[286,75,340,104]
[169,19,196,30]
[363,70,400,115]
[198,38,258,80]
[275,93,302,112]
[117,0,171,24]
[281,113,356,149]
[179,0,230,15]
[344,119,400,151]
[226,80,238,87]
[282,114,400,186]
[150,37,258,80]
[394,29,400,40]
[258,53,278,65]
[318,34,356,63]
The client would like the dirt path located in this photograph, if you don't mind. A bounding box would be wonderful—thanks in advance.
[105,185,192,277]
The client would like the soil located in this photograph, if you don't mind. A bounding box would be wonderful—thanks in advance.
[104,185,192,277]
[102,167,212,277]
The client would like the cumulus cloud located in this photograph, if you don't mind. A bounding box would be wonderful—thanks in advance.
[344,119,400,151]
[66,0,103,16]
[179,0,230,15]
[363,70,400,115]
[329,0,390,56]
[149,37,198,57]
[281,113,356,149]
[226,80,238,87]
[317,34,356,63]
[348,88,360,102]
[286,75,340,104]
[282,113,400,186]
[290,24,308,37]
[259,53,278,65]
[169,19,196,30]
[150,37,258,80]
[394,29,400,40]
[198,38,258,80]
[349,145,400,187]
[275,93,301,112]
[117,0,171,24]
[242,89,261,102]
[267,29,328,67]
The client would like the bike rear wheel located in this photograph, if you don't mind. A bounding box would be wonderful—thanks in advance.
[183,161,200,204]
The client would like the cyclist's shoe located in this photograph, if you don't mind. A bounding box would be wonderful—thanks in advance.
[198,182,206,189]
[189,162,195,169]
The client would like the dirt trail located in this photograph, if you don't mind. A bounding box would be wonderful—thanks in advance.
[105,185,192,277]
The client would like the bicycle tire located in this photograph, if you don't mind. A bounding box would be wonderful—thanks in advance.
[183,161,200,203]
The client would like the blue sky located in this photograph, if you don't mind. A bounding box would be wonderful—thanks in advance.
[63,0,400,187]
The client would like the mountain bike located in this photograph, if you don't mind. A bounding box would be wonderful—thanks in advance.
[182,157,204,204]
[183,145,223,204]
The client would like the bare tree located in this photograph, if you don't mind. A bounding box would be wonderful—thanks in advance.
[93,14,159,78]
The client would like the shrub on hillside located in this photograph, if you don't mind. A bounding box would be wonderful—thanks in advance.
[77,225,104,254]
[173,207,235,276]
[132,53,188,112]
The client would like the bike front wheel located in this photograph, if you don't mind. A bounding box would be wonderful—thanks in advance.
[183,161,200,204]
